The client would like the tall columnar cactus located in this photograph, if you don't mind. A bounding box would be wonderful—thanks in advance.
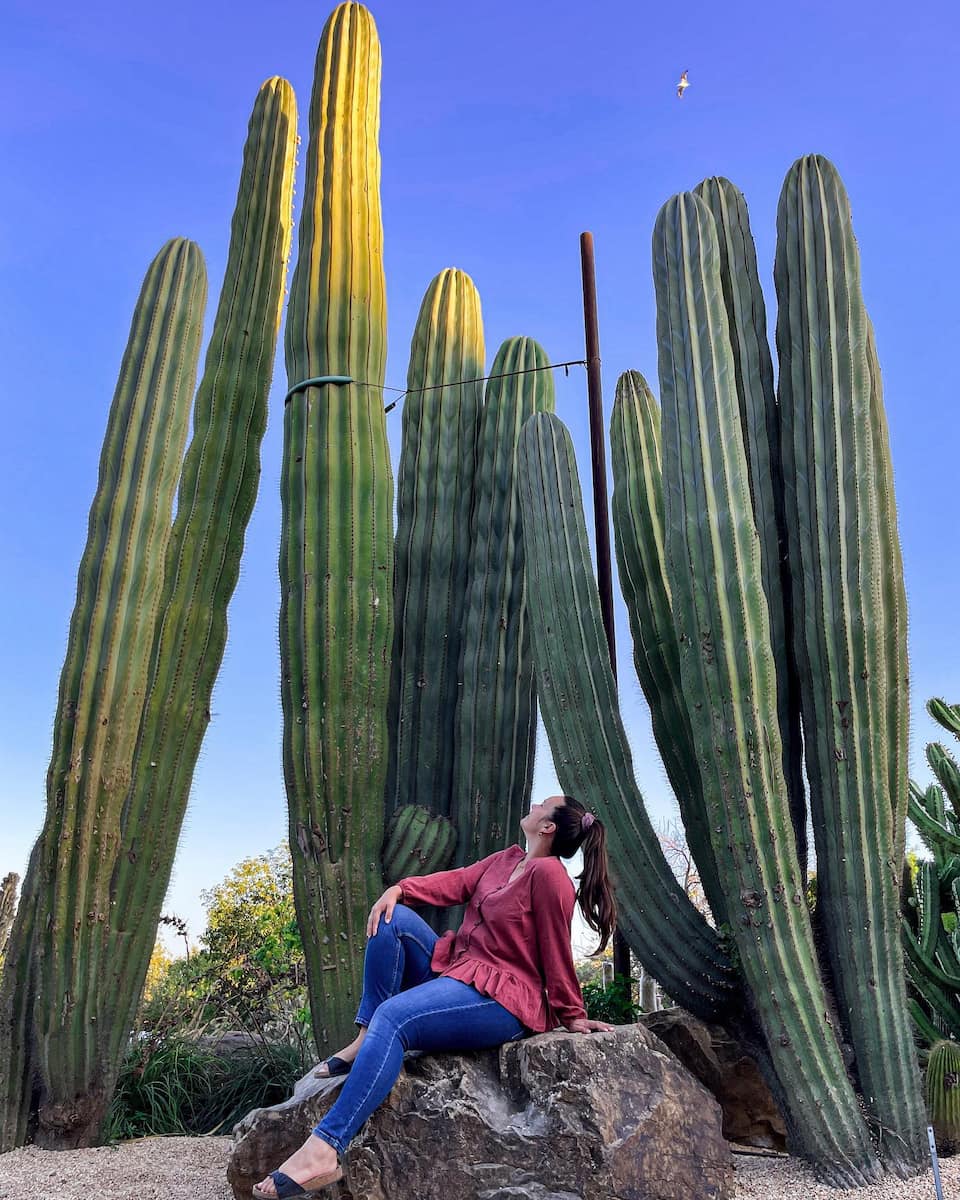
[610,369,728,928]
[604,159,924,1180]
[104,72,296,1079]
[432,337,554,934]
[0,76,296,1152]
[450,336,553,871]
[775,154,924,1173]
[517,412,739,1021]
[384,268,484,839]
[0,238,208,1150]
[693,178,806,871]
[280,1,392,1053]
[0,238,206,1151]
[653,191,881,1183]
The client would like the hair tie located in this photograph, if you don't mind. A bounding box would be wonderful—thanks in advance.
[581,811,595,830]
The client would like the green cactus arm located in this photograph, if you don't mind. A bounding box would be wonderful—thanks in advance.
[916,860,943,960]
[903,931,960,992]
[942,857,960,892]
[935,921,960,982]
[908,998,945,1048]
[655,189,878,1183]
[382,804,457,883]
[280,2,392,1056]
[930,699,960,740]
[385,268,484,828]
[928,744,960,816]
[693,177,807,871]
[0,846,42,1150]
[865,323,910,865]
[450,336,554,878]
[518,411,739,1020]
[609,369,727,927]
[903,925,960,1031]
[0,238,207,1149]
[104,77,297,1085]
[775,154,924,1172]
[909,793,960,855]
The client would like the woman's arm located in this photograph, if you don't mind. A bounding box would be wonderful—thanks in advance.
[530,860,589,1027]
[396,848,504,909]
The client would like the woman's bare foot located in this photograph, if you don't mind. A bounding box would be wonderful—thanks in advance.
[314,1026,368,1076]
[254,1131,340,1197]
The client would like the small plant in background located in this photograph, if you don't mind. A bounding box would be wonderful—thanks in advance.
[926,1039,960,1155]
[581,975,641,1025]
[104,1034,304,1141]
[107,843,316,1140]
[138,844,313,1055]
[901,699,960,1048]
[0,875,17,970]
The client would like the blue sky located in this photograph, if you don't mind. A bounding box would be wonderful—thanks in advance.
[2,0,958,957]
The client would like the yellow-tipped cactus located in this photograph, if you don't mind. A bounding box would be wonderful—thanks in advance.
[279,2,393,1054]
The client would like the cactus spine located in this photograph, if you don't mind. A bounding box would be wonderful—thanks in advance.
[775,154,924,1173]
[385,269,484,836]
[517,411,738,1019]
[2,76,295,1151]
[280,2,392,1053]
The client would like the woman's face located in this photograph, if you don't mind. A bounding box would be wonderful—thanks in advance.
[521,795,565,838]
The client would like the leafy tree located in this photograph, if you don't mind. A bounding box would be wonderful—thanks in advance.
[139,843,314,1064]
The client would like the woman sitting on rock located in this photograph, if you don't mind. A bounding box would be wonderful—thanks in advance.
[253,794,618,1199]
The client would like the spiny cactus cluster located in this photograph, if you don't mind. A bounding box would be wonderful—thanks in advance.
[0,1,931,1186]
[902,699,960,1047]
[517,160,924,1185]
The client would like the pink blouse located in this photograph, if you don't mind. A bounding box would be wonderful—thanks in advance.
[396,844,588,1033]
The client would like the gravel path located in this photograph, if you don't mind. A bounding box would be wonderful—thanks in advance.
[0,1137,958,1199]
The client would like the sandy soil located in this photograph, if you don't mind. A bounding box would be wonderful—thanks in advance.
[1,1137,958,1199]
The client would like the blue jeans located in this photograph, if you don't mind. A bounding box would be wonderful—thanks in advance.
[312,903,527,1158]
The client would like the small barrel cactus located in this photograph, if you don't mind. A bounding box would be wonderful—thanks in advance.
[927,1039,960,1153]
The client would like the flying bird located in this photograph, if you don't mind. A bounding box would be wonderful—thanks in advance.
[677,70,689,99]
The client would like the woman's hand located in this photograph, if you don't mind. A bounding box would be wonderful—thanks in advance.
[367,885,403,938]
[565,1017,617,1033]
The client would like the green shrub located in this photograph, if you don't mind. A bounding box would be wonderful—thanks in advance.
[104,1033,305,1141]
[582,975,641,1024]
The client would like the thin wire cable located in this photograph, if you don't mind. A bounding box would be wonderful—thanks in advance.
[284,358,590,414]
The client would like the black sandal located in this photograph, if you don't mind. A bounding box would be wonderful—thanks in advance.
[252,1162,344,1198]
[314,1055,352,1078]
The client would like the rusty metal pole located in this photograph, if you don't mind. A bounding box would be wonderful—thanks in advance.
[579,231,632,996]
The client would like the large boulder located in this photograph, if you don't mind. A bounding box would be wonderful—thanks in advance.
[227,1024,732,1200]
[638,1008,786,1151]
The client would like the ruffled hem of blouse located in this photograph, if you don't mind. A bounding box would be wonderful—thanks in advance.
[436,952,550,1033]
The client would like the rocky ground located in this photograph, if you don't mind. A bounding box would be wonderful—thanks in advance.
[0,1137,958,1199]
